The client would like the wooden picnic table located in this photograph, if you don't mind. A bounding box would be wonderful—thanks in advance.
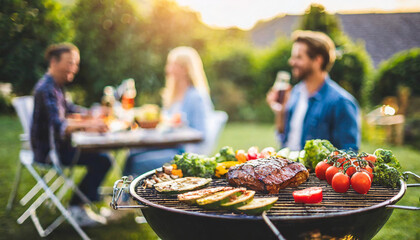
[71,127,203,151]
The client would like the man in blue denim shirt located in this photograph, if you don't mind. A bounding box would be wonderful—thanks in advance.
[267,31,360,151]
[31,43,111,226]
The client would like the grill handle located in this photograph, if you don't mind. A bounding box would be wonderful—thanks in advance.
[110,176,148,210]
[262,211,287,240]
[386,171,420,211]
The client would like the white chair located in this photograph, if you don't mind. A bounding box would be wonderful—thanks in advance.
[6,96,91,240]
[186,110,228,156]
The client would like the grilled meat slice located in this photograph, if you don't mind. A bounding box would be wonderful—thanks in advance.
[226,157,309,194]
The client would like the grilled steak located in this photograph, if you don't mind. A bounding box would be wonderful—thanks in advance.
[226,157,309,194]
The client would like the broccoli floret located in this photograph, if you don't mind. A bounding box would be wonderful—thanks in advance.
[374,148,401,169]
[216,146,236,163]
[172,153,216,178]
[301,139,336,170]
[373,163,402,188]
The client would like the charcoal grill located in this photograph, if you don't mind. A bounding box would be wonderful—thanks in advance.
[111,170,419,240]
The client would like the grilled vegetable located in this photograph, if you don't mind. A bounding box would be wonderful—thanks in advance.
[276,147,290,159]
[215,161,241,178]
[154,177,212,194]
[178,187,233,205]
[315,160,331,180]
[196,188,245,209]
[247,146,259,160]
[325,165,340,185]
[215,146,237,163]
[172,153,217,178]
[332,172,350,193]
[260,147,276,158]
[292,187,323,203]
[301,139,336,170]
[351,171,371,194]
[373,149,403,188]
[235,197,278,215]
[235,150,248,163]
[221,190,255,209]
[373,163,402,188]
[374,149,401,169]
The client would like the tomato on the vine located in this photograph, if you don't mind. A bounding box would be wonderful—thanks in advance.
[345,164,356,177]
[361,153,377,168]
[337,157,348,165]
[351,171,371,194]
[361,166,373,182]
[331,172,350,193]
[363,154,377,163]
[315,161,331,180]
[325,166,340,185]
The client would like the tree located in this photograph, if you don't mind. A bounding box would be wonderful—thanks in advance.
[299,4,341,41]
[71,0,155,104]
[0,0,73,95]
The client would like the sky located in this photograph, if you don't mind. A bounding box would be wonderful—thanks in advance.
[173,0,420,30]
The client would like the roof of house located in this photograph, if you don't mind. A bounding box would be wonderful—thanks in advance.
[250,12,420,67]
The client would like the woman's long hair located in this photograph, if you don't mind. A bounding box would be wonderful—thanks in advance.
[162,46,210,108]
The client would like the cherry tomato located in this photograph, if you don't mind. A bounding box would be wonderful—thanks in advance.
[345,161,357,177]
[337,157,348,165]
[362,154,377,168]
[292,187,323,203]
[363,154,377,163]
[351,171,371,194]
[315,161,331,180]
[361,166,374,182]
[332,172,350,193]
[325,166,340,185]
[331,150,340,156]
[247,146,259,160]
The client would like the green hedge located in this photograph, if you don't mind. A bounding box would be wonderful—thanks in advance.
[370,48,420,106]
[330,40,373,105]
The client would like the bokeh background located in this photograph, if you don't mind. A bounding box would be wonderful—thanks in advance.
[1,0,419,239]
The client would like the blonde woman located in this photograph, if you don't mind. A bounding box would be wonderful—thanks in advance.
[124,46,214,177]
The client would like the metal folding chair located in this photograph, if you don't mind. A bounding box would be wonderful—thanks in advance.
[6,96,91,240]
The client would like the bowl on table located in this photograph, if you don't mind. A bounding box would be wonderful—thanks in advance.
[135,104,161,129]
[137,120,160,129]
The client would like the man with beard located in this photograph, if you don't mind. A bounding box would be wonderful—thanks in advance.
[266,31,360,151]
[31,43,111,226]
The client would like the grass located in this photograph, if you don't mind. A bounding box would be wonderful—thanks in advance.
[1,116,419,239]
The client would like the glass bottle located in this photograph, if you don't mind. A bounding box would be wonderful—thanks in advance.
[102,86,116,107]
[100,86,116,121]
[273,71,291,104]
[121,78,136,110]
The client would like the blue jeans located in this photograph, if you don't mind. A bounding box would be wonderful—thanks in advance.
[59,149,111,205]
[123,147,184,178]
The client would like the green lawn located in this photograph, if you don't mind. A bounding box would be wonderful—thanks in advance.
[1,116,419,239]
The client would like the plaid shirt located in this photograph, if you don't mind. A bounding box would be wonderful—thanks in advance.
[30,74,82,163]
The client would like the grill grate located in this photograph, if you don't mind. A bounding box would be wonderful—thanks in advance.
[134,173,400,217]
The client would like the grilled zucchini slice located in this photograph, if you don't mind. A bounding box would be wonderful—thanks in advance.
[235,197,278,215]
[177,187,234,205]
[196,188,245,209]
[221,190,255,209]
[154,177,212,194]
